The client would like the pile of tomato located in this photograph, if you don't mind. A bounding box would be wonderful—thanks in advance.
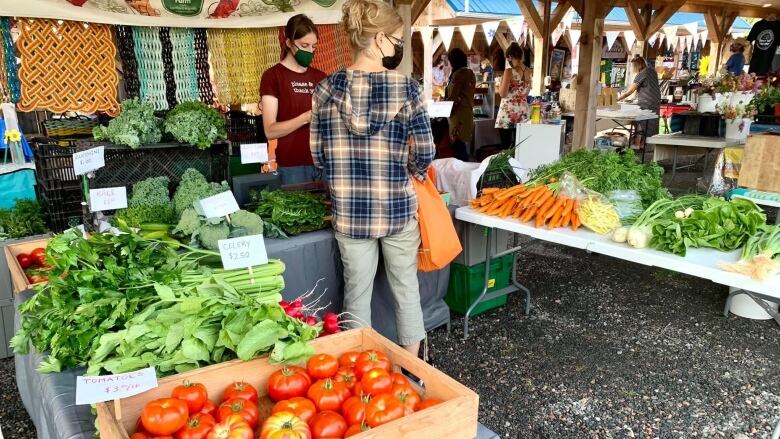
[130,350,441,439]
[16,247,49,284]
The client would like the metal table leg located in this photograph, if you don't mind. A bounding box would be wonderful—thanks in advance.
[671,146,678,181]
[723,289,780,326]
[463,227,493,340]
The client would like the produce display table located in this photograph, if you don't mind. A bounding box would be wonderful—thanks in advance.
[455,207,780,327]
[563,109,657,159]
[648,133,745,179]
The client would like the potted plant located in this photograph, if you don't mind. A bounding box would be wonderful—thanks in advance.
[696,75,720,113]
[731,72,758,106]
[752,72,780,122]
[717,100,756,140]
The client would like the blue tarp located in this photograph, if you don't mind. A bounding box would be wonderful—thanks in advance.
[0,119,33,161]
[0,168,35,209]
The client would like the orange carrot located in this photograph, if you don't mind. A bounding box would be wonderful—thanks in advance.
[548,210,564,229]
[561,198,575,217]
[499,198,516,217]
[561,211,572,228]
[529,186,550,204]
[495,184,526,200]
[481,188,500,194]
[534,190,553,208]
[520,205,539,222]
[544,196,567,220]
[572,213,580,231]
[536,195,557,219]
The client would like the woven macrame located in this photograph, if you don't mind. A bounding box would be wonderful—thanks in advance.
[158,27,178,109]
[115,25,140,98]
[132,27,168,110]
[277,25,350,75]
[1,18,20,103]
[193,29,215,105]
[17,19,119,115]
[334,25,353,70]
[169,28,199,105]
[208,28,278,105]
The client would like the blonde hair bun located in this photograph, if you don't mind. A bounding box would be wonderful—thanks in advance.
[342,0,403,51]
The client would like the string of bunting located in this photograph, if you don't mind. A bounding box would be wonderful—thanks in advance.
[0,18,20,104]
[17,19,119,115]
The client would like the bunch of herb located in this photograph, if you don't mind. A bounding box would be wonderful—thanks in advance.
[93,98,162,149]
[172,168,230,218]
[113,176,175,228]
[0,199,47,240]
[249,190,327,237]
[527,149,669,208]
[650,197,766,256]
[164,102,226,150]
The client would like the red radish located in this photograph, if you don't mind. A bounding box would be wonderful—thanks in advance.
[280,301,290,309]
[324,319,340,334]
[323,312,338,322]
[329,328,342,334]
[304,316,318,326]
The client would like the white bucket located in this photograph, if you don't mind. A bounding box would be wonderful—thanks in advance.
[724,118,752,140]
[698,93,718,113]
[729,288,779,320]
[730,91,754,106]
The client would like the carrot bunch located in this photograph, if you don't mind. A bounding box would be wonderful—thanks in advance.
[470,184,581,231]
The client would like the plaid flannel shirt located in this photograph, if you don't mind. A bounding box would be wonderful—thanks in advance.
[311,69,435,240]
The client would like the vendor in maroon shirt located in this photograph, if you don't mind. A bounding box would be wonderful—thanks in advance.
[261,14,327,185]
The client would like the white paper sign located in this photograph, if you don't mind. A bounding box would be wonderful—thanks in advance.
[196,191,240,219]
[427,101,454,118]
[72,146,105,176]
[218,235,268,270]
[89,187,128,212]
[240,143,269,164]
[75,367,158,405]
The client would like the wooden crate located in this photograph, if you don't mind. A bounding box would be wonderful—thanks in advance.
[4,238,50,293]
[96,328,479,439]
[739,134,780,193]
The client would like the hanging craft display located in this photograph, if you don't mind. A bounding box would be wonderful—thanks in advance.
[0,18,20,104]
[208,27,278,104]
[115,25,141,98]
[17,19,119,115]
[311,25,341,74]
[334,24,353,71]
[193,29,215,104]
[132,26,168,110]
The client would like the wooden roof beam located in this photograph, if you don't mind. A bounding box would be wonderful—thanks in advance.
[412,0,432,24]
[705,8,738,43]
[549,1,572,31]
[516,0,544,36]
[624,0,651,40]
[646,0,686,37]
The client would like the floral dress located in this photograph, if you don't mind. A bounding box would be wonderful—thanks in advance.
[495,68,530,129]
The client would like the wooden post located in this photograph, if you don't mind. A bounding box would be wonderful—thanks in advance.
[517,0,549,95]
[397,1,413,76]
[705,9,737,75]
[421,27,434,102]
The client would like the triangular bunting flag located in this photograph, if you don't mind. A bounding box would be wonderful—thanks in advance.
[663,25,678,46]
[623,30,636,51]
[700,30,708,46]
[653,33,663,47]
[667,35,678,51]
[459,25,477,49]
[684,35,693,51]
[683,21,699,37]
[605,31,620,50]
[438,26,455,50]
[568,29,581,46]
[482,21,500,45]
[507,17,524,41]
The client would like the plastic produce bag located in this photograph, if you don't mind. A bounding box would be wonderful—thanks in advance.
[559,172,621,235]
[607,190,643,225]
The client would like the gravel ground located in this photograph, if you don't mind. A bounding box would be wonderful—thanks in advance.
[428,237,780,439]
[0,352,35,438]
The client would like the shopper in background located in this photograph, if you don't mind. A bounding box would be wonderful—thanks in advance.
[310,0,435,356]
[618,55,660,145]
[261,14,327,185]
[433,55,448,100]
[726,42,746,75]
[495,43,531,149]
[446,48,475,162]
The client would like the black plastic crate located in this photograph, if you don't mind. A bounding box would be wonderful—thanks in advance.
[477,167,520,191]
[225,111,266,151]
[32,142,82,190]
[35,181,85,233]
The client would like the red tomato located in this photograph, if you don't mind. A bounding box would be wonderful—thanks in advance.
[391,384,421,414]
[17,254,32,269]
[130,434,150,439]
[344,423,371,437]
[221,382,258,405]
[30,248,46,266]
[206,415,254,439]
[267,366,312,402]
[259,411,312,439]
[140,398,189,436]
[199,400,217,418]
[389,373,410,387]
[333,367,357,392]
[308,411,347,439]
[306,378,350,412]
[172,381,209,414]
[338,351,360,369]
[174,413,215,439]
[341,395,371,426]
[360,369,392,397]
[271,397,317,423]
[306,354,339,380]
[352,383,365,398]
[415,399,442,410]
[364,394,405,428]
[354,351,391,379]
[217,398,259,429]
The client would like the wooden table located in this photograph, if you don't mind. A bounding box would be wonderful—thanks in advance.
[647,133,745,179]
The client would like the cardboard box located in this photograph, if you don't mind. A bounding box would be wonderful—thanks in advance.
[96,328,479,439]
[4,238,51,293]
[739,134,780,193]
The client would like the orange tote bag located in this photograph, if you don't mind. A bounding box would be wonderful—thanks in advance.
[413,168,462,272]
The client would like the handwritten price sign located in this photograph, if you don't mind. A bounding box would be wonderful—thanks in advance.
[75,367,158,405]
[218,235,268,270]
[72,146,105,176]
[196,191,240,219]
[240,143,269,164]
[89,187,128,212]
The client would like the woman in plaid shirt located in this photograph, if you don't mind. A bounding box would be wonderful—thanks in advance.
[310,0,435,356]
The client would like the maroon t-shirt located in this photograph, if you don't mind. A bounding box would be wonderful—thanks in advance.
[260,63,326,167]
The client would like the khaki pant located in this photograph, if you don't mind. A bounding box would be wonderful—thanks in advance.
[335,217,426,346]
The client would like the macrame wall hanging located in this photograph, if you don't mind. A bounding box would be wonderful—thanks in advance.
[0,18,20,104]
[17,19,120,115]
[207,27,278,105]
[277,24,352,75]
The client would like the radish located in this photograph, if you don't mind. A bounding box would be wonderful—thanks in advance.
[304,316,318,326]
[324,319,340,333]
[323,312,338,322]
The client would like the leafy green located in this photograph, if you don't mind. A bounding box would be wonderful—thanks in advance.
[164,102,226,150]
[93,99,162,149]
[174,208,264,251]
[173,168,230,218]
[650,198,767,256]
[249,190,327,237]
[113,176,175,227]
[0,199,47,240]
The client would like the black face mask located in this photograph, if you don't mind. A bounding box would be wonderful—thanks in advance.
[379,36,404,70]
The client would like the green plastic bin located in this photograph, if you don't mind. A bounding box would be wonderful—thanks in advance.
[230,156,262,179]
[445,254,513,316]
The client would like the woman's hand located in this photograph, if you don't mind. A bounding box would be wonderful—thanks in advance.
[299,110,312,125]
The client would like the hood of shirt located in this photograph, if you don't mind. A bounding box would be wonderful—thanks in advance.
[319,69,417,137]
